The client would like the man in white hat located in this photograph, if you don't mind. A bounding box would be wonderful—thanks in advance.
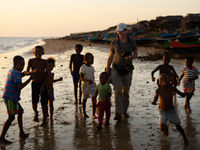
[106,23,138,122]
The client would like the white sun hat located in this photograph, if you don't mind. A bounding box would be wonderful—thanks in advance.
[116,23,129,32]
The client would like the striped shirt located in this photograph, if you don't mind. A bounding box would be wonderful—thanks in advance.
[2,67,22,103]
[181,67,199,89]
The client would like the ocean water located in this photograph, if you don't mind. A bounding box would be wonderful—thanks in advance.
[0,37,45,53]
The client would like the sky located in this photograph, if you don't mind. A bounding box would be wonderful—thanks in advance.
[0,0,200,37]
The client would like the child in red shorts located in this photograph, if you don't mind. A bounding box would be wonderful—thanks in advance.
[95,72,112,130]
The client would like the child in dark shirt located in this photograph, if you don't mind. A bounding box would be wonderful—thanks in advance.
[69,44,84,104]
[26,46,48,125]
[41,57,63,123]
[151,53,178,85]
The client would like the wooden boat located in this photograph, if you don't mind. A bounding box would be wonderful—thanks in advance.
[166,40,200,53]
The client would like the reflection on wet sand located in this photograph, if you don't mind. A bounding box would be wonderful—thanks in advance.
[184,113,198,150]
[32,123,56,149]
[73,105,133,150]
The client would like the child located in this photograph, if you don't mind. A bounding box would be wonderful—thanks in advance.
[69,44,84,104]
[80,53,96,119]
[152,73,188,144]
[151,53,179,101]
[178,56,199,113]
[151,53,178,85]
[0,56,33,144]
[95,72,112,130]
[42,57,63,122]
[26,46,48,124]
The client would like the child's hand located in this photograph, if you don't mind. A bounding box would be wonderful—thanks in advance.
[152,77,155,82]
[176,78,180,86]
[29,74,35,80]
[151,101,157,105]
[58,77,63,81]
[23,71,35,76]
[88,80,93,85]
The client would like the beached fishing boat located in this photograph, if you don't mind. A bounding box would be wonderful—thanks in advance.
[165,40,200,53]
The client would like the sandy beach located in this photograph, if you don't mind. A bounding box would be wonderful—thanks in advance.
[1,39,200,150]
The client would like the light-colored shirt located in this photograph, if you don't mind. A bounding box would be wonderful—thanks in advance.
[96,83,112,101]
[80,64,95,84]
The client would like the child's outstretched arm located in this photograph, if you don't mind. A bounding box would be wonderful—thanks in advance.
[17,76,33,89]
[53,77,63,83]
[152,89,159,105]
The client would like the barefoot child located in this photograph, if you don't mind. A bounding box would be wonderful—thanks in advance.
[26,46,48,125]
[95,72,112,129]
[151,53,179,101]
[69,44,84,104]
[0,56,33,144]
[41,57,63,122]
[178,56,199,113]
[80,53,96,119]
[152,73,188,144]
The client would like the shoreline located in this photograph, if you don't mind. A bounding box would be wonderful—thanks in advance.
[0,39,200,149]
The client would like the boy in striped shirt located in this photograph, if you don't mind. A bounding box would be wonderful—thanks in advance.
[0,56,33,144]
[179,56,199,113]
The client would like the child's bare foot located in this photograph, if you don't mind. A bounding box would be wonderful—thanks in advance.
[105,121,110,126]
[19,133,29,139]
[187,108,191,113]
[50,117,53,122]
[184,138,189,145]
[123,112,129,118]
[0,138,12,144]
[92,115,97,119]
[96,125,102,130]
[33,113,39,122]
[40,120,47,127]
[184,104,187,109]
[82,113,89,119]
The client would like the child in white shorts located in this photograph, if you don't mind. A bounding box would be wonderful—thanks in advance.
[80,53,97,119]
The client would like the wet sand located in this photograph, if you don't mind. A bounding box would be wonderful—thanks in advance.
[0,39,200,150]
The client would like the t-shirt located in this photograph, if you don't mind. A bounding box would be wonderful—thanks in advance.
[2,67,22,103]
[110,37,137,67]
[80,64,95,84]
[96,83,112,101]
[181,67,199,89]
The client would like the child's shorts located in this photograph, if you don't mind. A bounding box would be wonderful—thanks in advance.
[4,99,23,115]
[159,108,180,125]
[82,83,96,99]
[184,87,195,94]
[48,89,55,101]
